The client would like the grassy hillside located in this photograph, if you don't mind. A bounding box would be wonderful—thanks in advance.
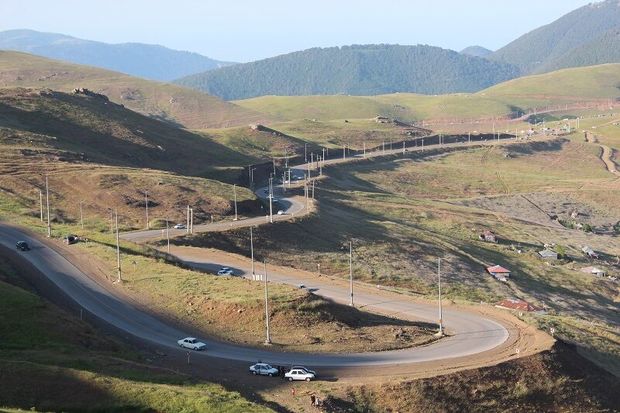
[0,252,272,413]
[0,50,265,129]
[234,64,620,122]
[0,88,257,177]
[0,29,235,81]
[177,44,519,100]
[490,0,620,73]
[184,136,620,374]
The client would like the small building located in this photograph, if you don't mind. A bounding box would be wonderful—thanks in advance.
[581,246,599,259]
[495,298,542,312]
[487,265,511,282]
[538,249,558,260]
[479,230,497,243]
[580,266,606,277]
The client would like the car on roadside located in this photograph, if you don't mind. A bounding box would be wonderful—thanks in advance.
[285,367,316,382]
[249,363,279,376]
[277,210,284,215]
[177,337,206,351]
[64,234,78,245]
[173,223,186,229]
[217,267,234,276]
[16,241,30,251]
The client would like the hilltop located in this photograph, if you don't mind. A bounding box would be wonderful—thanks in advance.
[460,45,493,58]
[0,50,266,129]
[0,29,235,81]
[175,44,520,100]
[490,0,620,73]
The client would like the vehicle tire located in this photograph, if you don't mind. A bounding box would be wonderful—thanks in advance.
[252,371,257,375]
[268,373,273,377]
[288,377,293,382]
[306,377,311,382]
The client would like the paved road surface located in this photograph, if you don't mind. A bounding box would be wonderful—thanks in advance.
[0,223,508,366]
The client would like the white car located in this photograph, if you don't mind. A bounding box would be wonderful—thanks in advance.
[217,267,234,276]
[173,223,186,229]
[285,367,316,382]
[177,337,206,351]
[277,210,284,215]
[249,363,279,376]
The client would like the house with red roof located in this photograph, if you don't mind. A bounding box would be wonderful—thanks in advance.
[487,264,511,282]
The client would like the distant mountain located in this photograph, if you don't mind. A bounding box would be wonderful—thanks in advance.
[175,44,520,100]
[460,46,493,58]
[537,28,620,73]
[0,29,235,81]
[490,0,620,73]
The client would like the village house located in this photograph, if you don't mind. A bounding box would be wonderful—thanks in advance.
[486,265,511,282]
[479,230,497,243]
[538,249,558,260]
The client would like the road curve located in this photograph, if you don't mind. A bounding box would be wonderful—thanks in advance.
[0,223,508,367]
[1,136,549,368]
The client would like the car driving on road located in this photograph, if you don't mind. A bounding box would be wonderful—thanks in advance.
[217,267,234,276]
[249,363,279,376]
[16,241,30,251]
[285,367,316,381]
[177,337,206,351]
[173,223,186,229]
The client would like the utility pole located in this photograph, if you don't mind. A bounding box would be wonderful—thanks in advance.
[190,208,194,234]
[304,143,308,162]
[186,205,190,234]
[268,176,273,223]
[272,158,276,176]
[342,144,346,160]
[166,218,170,254]
[263,259,271,344]
[115,209,122,283]
[322,148,326,164]
[402,141,406,154]
[45,175,51,237]
[382,141,385,154]
[233,184,238,221]
[319,158,323,176]
[437,258,443,336]
[250,226,255,279]
[312,180,315,199]
[349,241,354,307]
[79,201,84,229]
[145,191,149,229]
[468,131,471,144]
[39,189,43,222]
[363,141,366,157]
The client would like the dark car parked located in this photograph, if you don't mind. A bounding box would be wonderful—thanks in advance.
[16,241,30,251]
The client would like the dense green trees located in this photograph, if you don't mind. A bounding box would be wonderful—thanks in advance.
[175,44,520,100]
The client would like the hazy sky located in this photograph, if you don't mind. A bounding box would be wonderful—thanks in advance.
[1,0,594,62]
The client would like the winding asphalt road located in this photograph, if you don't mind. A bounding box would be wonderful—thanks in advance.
[0,137,531,368]
[0,223,508,366]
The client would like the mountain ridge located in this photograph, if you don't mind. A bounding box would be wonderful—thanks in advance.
[0,29,235,81]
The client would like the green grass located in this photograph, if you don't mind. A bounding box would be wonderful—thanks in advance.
[0,258,272,413]
[234,64,620,122]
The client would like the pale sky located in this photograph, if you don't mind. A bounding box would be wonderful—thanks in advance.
[0,0,594,62]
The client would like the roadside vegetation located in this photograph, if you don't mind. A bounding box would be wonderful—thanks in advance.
[0,252,272,413]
